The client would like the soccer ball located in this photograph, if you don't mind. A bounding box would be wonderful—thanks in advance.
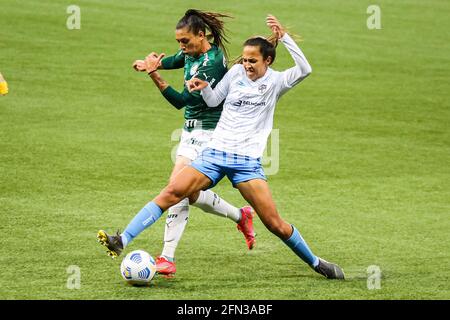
[120,250,157,286]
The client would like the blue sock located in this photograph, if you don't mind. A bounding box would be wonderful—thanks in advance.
[121,201,163,246]
[284,225,319,268]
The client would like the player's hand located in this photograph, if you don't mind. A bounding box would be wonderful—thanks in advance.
[187,78,208,92]
[132,60,147,72]
[144,52,165,74]
[266,15,285,39]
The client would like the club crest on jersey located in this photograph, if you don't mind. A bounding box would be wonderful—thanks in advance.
[190,63,199,76]
[258,84,267,94]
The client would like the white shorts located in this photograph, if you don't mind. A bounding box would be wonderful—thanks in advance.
[176,129,214,161]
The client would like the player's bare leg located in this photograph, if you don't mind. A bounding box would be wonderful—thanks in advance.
[158,154,255,275]
[98,167,210,258]
[237,179,344,280]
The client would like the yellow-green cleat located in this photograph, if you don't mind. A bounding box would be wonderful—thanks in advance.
[97,230,124,259]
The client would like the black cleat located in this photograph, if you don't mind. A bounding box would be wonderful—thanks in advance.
[97,230,124,258]
[314,257,345,280]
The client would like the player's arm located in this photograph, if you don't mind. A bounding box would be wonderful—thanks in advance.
[188,65,236,107]
[160,86,196,110]
[267,15,312,89]
[146,71,187,110]
[279,33,312,87]
[133,53,187,109]
[0,72,8,96]
[182,54,231,107]
[149,53,198,109]
[160,50,185,70]
[159,54,229,109]
[135,52,200,110]
[133,50,185,72]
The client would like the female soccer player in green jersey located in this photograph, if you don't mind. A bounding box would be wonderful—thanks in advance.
[98,10,255,276]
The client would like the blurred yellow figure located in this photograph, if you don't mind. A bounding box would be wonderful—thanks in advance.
[0,72,9,95]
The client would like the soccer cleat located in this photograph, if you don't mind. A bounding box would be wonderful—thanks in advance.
[237,206,256,250]
[314,257,345,280]
[155,256,176,277]
[97,230,124,259]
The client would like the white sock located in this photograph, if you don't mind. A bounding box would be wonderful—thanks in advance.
[161,198,189,260]
[192,190,241,223]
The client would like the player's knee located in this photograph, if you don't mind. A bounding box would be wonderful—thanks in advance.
[161,184,185,204]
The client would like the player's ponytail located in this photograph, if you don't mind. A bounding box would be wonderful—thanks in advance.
[176,9,232,59]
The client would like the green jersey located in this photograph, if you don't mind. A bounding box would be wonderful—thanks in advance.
[161,44,227,131]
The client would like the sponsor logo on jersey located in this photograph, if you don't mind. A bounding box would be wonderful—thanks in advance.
[232,100,266,107]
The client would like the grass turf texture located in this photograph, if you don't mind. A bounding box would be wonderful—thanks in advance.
[0,0,449,299]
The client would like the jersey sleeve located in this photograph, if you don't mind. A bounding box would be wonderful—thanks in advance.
[162,50,228,109]
[278,33,312,95]
[161,84,211,110]
[200,64,238,107]
[161,50,185,70]
[161,86,187,109]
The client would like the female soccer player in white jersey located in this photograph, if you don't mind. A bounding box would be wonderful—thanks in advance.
[97,10,255,276]
[185,15,344,279]
[99,14,344,279]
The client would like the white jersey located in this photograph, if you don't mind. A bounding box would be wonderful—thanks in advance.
[200,33,312,159]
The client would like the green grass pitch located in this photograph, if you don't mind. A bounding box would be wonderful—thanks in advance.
[0,0,449,299]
